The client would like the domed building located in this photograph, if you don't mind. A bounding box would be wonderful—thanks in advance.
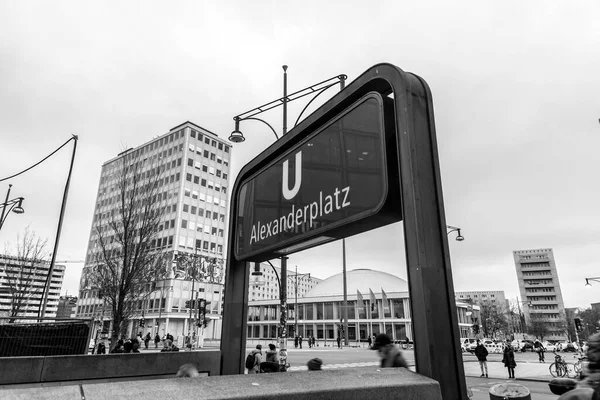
[247,268,477,345]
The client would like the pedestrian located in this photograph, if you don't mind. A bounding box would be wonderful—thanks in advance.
[144,333,151,349]
[299,335,303,349]
[246,345,262,374]
[132,342,141,353]
[368,335,372,349]
[474,340,489,378]
[534,339,545,362]
[294,335,298,349]
[97,342,106,355]
[308,336,312,348]
[266,343,278,363]
[123,340,133,353]
[154,333,160,349]
[502,339,516,379]
[111,339,125,354]
[337,335,341,349]
[307,358,323,371]
[371,333,408,368]
[557,332,600,399]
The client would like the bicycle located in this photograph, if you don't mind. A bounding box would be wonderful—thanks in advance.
[549,352,579,378]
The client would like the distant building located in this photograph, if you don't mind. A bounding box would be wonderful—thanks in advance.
[513,248,567,340]
[455,291,508,311]
[0,254,65,320]
[247,269,476,342]
[249,263,322,301]
[56,295,78,319]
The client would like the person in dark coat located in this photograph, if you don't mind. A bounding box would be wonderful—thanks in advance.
[154,333,161,349]
[294,336,299,349]
[337,335,342,349]
[371,333,408,368]
[534,339,545,362]
[368,335,372,349]
[502,339,517,379]
[299,335,303,349]
[144,333,151,349]
[474,340,489,377]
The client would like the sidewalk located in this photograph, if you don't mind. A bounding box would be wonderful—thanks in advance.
[463,360,552,382]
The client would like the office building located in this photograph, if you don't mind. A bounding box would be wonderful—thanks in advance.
[455,290,508,311]
[75,121,232,339]
[513,248,567,340]
[0,254,65,320]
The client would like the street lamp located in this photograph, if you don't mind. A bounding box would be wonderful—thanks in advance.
[585,277,600,288]
[446,225,464,241]
[0,184,25,233]
[231,66,346,366]
[291,265,311,339]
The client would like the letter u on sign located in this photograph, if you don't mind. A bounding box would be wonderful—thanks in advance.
[282,151,302,200]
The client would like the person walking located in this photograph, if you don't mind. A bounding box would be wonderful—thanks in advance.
[154,333,161,349]
[371,333,408,368]
[368,335,372,349]
[299,335,303,349]
[311,336,316,348]
[294,336,299,349]
[474,340,489,377]
[534,339,545,362]
[337,335,342,349]
[502,339,517,379]
[144,333,151,349]
[246,345,262,374]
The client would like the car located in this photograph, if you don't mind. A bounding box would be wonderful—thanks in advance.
[557,341,579,352]
[542,341,557,352]
[511,340,534,352]
[461,338,477,353]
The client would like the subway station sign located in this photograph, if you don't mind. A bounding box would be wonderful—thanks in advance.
[235,93,390,260]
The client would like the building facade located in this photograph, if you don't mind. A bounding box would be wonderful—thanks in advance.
[455,291,508,311]
[0,254,65,320]
[249,262,322,301]
[56,295,78,319]
[75,121,232,339]
[247,269,477,343]
[513,248,567,340]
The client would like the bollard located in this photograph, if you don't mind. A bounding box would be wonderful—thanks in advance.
[489,383,531,400]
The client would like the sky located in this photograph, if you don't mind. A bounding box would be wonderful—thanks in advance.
[0,1,599,308]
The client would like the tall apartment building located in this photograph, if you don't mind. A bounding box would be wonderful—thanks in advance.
[0,254,65,320]
[56,295,78,319]
[75,121,232,339]
[250,263,322,302]
[513,248,567,341]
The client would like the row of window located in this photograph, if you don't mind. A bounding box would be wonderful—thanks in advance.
[177,236,223,253]
[181,204,226,223]
[187,144,229,167]
[180,220,224,237]
[187,158,228,179]
[190,129,230,153]
[522,271,552,276]
[183,188,226,208]
[185,173,228,194]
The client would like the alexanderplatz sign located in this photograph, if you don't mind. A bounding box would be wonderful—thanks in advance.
[221,64,467,399]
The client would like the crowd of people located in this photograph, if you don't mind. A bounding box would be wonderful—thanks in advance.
[94,331,180,354]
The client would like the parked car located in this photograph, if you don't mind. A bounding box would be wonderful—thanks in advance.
[511,340,534,352]
[542,341,557,352]
[461,338,477,353]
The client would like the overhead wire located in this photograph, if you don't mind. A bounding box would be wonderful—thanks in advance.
[0,135,77,183]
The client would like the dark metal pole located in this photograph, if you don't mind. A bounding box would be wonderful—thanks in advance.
[342,239,349,346]
[0,184,12,232]
[295,265,298,337]
[39,135,78,319]
[282,65,288,136]
[279,256,288,370]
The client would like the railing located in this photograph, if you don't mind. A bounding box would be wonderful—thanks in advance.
[0,317,92,357]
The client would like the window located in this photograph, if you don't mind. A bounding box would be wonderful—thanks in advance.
[199,193,206,201]
[225,146,230,153]
[202,165,208,172]
[207,195,213,204]
[187,158,193,167]
[181,220,188,229]
[183,204,189,212]
[206,211,212,219]
[201,179,206,187]
[186,173,192,182]
[192,191,198,199]
[193,176,199,184]
[223,173,228,180]
[209,167,215,175]
[191,206,197,214]
[208,181,214,189]
[216,170,221,177]
[205,137,210,144]
[194,161,202,169]
[191,130,196,138]
[198,208,204,217]
[204,150,209,158]
[212,227,217,235]
[218,143,223,150]
[211,140,216,147]
[210,153,216,161]
[184,188,191,197]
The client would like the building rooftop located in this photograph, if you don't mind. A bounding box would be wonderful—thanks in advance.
[305,269,408,297]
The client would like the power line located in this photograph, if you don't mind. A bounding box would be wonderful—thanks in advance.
[0,135,77,183]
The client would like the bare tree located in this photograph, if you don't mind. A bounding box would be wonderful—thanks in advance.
[527,320,550,341]
[480,303,509,339]
[1,228,49,322]
[86,151,171,348]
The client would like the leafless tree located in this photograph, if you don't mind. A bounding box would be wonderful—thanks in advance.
[1,227,49,322]
[86,151,172,348]
[480,303,509,339]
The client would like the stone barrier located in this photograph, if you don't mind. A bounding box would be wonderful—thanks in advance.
[0,350,220,385]
[1,367,442,399]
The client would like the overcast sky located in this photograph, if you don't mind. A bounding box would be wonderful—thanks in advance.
[1,1,599,309]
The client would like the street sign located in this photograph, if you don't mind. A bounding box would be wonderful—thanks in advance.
[235,92,394,261]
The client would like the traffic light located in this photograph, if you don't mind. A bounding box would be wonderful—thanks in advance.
[185,300,191,309]
[139,319,145,328]
[472,324,479,334]
[574,318,582,332]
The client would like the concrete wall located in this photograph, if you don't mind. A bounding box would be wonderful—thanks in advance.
[1,367,442,400]
[0,350,220,385]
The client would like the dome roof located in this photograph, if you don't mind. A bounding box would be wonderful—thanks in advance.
[306,269,408,297]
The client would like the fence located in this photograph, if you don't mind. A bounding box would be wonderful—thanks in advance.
[0,317,92,357]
